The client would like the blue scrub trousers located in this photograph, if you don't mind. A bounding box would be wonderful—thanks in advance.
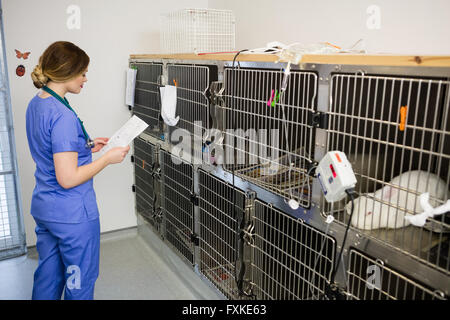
[32,218,100,300]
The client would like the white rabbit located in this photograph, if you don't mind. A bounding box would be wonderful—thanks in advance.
[346,170,450,230]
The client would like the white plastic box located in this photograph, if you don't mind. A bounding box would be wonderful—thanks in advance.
[316,151,357,203]
[160,9,236,54]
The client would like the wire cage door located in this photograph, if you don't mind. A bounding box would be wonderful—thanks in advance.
[133,138,160,233]
[131,62,164,139]
[160,149,195,265]
[198,170,246,299]
[167,64,217,162]
[221,67,318,209]
[252,200,336,299]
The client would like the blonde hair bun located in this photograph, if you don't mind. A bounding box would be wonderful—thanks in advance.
[31,65,49,89]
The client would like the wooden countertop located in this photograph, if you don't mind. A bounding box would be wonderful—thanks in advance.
[129,53,450,67]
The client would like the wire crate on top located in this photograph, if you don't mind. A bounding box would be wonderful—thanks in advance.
[160,8,235,54]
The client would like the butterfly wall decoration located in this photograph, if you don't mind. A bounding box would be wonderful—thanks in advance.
[15,49,31,59]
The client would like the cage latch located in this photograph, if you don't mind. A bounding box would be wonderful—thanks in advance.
[151,166,161,180]
[309,111,328,129]
[190,233,200,246]
[190,193,199,206]
[130,155,135,163]
[132,184,136,193]
[152,207,163,224]
[242,221,255,246]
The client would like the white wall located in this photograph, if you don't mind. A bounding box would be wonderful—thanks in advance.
[208,0,450,54]
[3,0,207,247]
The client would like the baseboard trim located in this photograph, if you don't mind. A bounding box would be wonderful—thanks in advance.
[26,226,139,251]
[99,226,138,242]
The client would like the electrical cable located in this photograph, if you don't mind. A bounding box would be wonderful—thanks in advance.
[314,189,355,300]
[308,218,332,300]
[329,188,356,285]
[304,165,345,300]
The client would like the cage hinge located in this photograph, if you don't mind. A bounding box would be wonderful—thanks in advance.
[234,259,256,300]
[234,277,256,300]
[244,191,256,222]
[190,193,199,206]
[209,81,224,106]
[307,160,319,177]
[309,111,328,129]
[190,233,200,246]
[157,74,165,87]
[154,144,161,164]
[132,184,136,193]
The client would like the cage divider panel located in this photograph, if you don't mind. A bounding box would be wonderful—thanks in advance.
[131,63,163,139]
[324,73,450,275]
[221,67,317,209]
[347,249,447,300]
[161,150,195,264]
[198,169,246,299]
[133,138,157,228]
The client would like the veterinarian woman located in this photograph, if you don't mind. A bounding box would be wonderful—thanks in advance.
[26,41,130,300]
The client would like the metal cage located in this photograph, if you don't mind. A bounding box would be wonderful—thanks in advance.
[131,62,164,139]
[160,149,195,265]
[221,67,318,208]
[198,169,246,299]
[252,200,336,299]
[346,249,447,300]
[130,55,450,300]
[321,73,450,275]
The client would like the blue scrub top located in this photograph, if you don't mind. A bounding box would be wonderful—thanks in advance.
[26,93,99,223]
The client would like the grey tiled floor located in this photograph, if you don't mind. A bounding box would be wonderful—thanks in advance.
[0,227,223,300]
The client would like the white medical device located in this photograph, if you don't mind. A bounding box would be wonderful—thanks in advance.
[316,151,357,203]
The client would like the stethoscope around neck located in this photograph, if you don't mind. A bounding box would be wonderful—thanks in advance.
[42,85,95,149]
